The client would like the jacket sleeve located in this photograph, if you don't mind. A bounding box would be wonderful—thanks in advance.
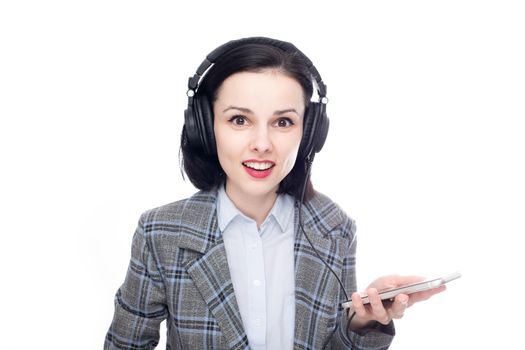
[104,213,169,350]
[328,216,395,350]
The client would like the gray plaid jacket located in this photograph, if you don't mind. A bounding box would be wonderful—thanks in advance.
[105,189,394,349]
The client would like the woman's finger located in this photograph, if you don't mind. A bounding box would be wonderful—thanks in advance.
[407,285,446,306]
[367,288,391,325]
[351,292,368,319]
[388,293,409,319]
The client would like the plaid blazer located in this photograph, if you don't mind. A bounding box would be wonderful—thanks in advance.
[105,189,394,350]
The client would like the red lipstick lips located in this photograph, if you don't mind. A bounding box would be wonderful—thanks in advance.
[242,160,275,179]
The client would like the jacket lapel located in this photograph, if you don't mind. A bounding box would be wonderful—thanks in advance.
[186,243,249,350]
[178,190,249,350]
[293,200,343,349]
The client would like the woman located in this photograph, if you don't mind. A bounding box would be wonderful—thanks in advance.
[105,37,445,349]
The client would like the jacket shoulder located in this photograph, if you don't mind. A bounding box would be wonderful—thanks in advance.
[303,191,356,239]
[140,190,217,225]
[137,190,220,254]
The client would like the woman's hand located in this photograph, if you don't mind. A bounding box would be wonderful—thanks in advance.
[348,275,446,331]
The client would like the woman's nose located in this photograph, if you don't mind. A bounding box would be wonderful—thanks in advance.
[250,126,272,153]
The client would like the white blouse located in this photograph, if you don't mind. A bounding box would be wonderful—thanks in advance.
[217,186,296,350]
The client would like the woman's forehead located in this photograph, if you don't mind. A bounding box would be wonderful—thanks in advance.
[215,71,306,112]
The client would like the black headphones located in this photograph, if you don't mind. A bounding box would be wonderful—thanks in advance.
[183,36,329,162]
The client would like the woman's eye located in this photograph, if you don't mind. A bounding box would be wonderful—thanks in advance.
[276,118,294,128]
[228,115,247,126]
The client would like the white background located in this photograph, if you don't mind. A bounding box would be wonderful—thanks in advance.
[1,1,523,349]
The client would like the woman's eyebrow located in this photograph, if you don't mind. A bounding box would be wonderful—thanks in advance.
[222,106,252,113]
[222,106,299,116]
[274,108,299,116]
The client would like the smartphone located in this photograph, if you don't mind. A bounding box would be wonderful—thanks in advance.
[341,272,461,309]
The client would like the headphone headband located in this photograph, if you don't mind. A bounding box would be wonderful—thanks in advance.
[187,37,327,100]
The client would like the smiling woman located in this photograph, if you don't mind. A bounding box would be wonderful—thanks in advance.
[104,37,446,350]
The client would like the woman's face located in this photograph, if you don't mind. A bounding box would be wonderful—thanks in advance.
[213,70,305,203]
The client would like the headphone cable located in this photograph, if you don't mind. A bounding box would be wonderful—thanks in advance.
[297,155,349,302]
[299,156,360,347]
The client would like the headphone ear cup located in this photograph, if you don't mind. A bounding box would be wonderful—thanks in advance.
[184,103,200,150]
[299,102,329,158]
[313,104,329,153]
[186,94,216,155]
[196,94,216,155]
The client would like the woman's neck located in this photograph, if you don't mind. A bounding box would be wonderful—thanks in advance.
[224,184,277,229]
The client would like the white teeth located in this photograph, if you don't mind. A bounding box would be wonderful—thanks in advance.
[243,162,274,170]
